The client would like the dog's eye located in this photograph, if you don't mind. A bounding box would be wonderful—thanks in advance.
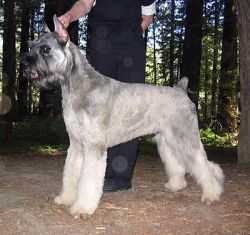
[40,45,51,55]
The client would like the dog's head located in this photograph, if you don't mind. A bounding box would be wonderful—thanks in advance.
[22,15,71,87]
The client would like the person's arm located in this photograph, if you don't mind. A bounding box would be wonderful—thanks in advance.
[141,1,156,32]
[59,0,95,28]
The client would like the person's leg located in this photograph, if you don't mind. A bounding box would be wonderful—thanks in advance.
[104,39,146,191]
[87,48,128,191]
[87,26,146,192]
[104,140,139,191]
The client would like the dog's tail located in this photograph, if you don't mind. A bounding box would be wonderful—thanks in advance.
[175,77,189,92]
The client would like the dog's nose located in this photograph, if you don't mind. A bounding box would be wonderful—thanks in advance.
[21,53,35,66]
[21,53,36,78]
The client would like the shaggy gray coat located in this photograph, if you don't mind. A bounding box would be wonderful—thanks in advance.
[23,16,224,218]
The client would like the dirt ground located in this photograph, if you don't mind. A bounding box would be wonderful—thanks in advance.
[0,150,249,235]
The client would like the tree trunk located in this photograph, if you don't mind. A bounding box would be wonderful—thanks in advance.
[237,0,250,163]
[2,0,16,141]
[28,10,35,114]
[203,0,210,125]
[217,0,238,133]
[181,0,203,107]
[176,4,185,81]
[2,0,16,101]
[153,20,157,85]
[210,0,223,120]
[169,0,175,86]
[18,0,30,118]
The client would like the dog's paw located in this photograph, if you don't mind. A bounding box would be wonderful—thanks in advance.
[164,177,187,192]
[70,202,96,219]
[201,193,219,205]
[201,176,223,205]
[54,194,74,207]
[201,189,222,205]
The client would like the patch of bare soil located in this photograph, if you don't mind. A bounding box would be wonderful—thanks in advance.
[0,152,249,235]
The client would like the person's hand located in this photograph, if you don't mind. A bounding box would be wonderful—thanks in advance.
[58,12,72,29]
[141,15,154,32]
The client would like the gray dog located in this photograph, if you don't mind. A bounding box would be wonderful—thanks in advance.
[23,16,224,218]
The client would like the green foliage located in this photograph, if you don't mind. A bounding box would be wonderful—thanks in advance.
[0,117,68,154]
[140,127,238,156]
[146,47,164,85]
[0,0,240,152]
[200,128,238,147]
[146,0,185,86]
[14,117,68,144]
[0,117,238,157]
[31,144,65,155]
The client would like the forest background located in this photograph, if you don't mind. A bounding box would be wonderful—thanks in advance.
[1,0,249,163]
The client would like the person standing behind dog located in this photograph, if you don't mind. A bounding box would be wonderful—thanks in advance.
[59,0,155,192]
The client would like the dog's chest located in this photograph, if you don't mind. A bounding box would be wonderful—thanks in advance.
[62,97,82,139]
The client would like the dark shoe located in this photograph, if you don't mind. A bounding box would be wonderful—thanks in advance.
[103,178,132,192]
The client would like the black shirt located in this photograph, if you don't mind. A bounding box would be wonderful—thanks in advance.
[88,0,155,24]
[86,0,155,51]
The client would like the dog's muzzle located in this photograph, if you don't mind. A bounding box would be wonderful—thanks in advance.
[21,53,40,81]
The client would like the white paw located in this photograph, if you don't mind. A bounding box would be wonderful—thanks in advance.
[54,194,74,206]
[70,202,96,218]
[201,175,223,204]
[165,177,187,192]
[201,190,221,205]
[209,162,225,185]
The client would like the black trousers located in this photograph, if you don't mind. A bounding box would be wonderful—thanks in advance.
[86,23,146,181]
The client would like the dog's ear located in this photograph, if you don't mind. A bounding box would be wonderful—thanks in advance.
[53,15,69,46]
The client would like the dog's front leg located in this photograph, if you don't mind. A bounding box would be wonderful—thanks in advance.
[55,143,83,206]
[70,145,107,217]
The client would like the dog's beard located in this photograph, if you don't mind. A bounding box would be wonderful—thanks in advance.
[34,72,65,88]
[25,61,66,88]
[23,42,72,89]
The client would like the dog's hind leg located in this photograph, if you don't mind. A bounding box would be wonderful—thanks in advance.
[182,112,224,203]
[187,141,224,204]
[70,145,107,217]
[55,143,83,206]
[155,134,187,192]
